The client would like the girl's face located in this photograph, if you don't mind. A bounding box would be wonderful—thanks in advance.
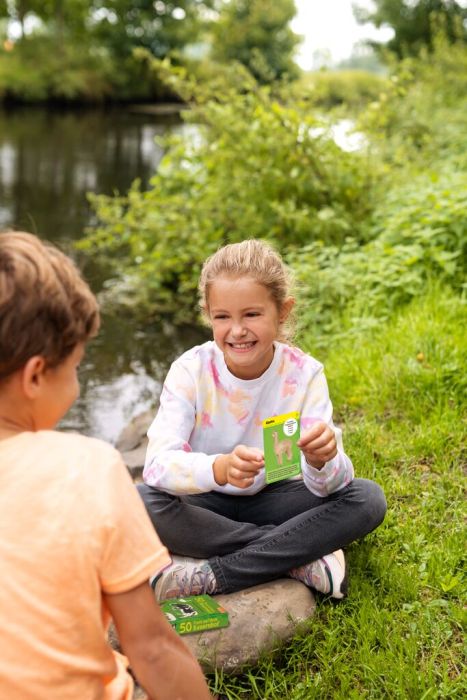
[207,276,293,380]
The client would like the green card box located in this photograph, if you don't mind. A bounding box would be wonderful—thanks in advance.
[263,411,301,484]
[161,595,229,635]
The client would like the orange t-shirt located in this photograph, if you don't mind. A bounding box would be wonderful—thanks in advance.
[0,430,170,700]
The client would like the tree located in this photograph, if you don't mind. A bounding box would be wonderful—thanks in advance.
[90,0,215,60]
[211,0,300,83]
[354,0,467,56]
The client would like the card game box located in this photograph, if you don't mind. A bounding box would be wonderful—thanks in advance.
[263,411,302,484]
[161,594,229,635]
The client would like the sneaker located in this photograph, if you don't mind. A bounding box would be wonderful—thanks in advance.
[151,556,217,601]
[289,549,347,599]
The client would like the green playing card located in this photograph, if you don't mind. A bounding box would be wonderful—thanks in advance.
[262,411,301,484]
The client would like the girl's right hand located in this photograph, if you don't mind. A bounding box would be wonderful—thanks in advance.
[213,446,264,489]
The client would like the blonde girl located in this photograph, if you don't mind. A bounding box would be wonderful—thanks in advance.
[139,240,386,600]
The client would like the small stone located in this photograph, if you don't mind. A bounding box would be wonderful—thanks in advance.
[116,410,153,452]
[116,410,153,478]
[120,443,147,480]
[181,579,315,674]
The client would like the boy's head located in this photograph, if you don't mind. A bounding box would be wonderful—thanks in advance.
[0,231,100,384]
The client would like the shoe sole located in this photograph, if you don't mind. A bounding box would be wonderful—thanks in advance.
[322,555,348,599]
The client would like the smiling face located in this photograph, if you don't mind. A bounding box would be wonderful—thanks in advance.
[207,276,292,380]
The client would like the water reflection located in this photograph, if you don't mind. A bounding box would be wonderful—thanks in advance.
[0,106,183,240]
[62,313,209,443]
[0,106,207,442]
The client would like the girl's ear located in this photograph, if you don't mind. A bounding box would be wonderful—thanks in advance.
[21,356,47,399]
[279,297,295,323]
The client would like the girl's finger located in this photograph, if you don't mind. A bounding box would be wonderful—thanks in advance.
[301,434,334,452]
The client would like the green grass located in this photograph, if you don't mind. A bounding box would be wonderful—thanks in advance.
[209,287,466,699]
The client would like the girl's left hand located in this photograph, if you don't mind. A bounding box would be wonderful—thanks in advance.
[297,421,337,470]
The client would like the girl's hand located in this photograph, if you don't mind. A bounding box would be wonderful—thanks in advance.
[213,446,264,489]
[297,421,337,470]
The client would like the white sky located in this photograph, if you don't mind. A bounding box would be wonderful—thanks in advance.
[292,0,394,68]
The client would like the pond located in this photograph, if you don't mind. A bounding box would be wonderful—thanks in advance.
[0,106,208,443]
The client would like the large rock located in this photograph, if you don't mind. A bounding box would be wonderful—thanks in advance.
[116,409,153,480]
[181,579,315,674]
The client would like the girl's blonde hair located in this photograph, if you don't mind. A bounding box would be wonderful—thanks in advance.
[199,239,295,342]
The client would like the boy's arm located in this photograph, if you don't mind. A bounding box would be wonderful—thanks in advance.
[105,582,213,700]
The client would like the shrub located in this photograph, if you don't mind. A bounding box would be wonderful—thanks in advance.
[296,69,387,109]
[81,66,376,319]
[291,170,467,344]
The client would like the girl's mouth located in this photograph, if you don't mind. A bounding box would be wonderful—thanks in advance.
[227,341,256,351]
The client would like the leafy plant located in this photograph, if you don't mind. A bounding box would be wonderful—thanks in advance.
[81,64,375,319]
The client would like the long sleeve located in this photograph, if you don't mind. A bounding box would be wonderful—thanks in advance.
[299,365,354,497]
[143,362,220,495]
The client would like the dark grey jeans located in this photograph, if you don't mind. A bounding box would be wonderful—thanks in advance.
[137,478,386,594]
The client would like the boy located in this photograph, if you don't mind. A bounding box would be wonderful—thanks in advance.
[0,231,212,700]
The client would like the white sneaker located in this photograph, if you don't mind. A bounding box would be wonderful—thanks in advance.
[289,549,347,599]
[151,556,217,602]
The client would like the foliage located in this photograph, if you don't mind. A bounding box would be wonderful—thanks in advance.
[290,169,467,344]
[357,31,467,176]
[354,0,467,56]
[211,0,300,83]
[90,0,214,61]
[0,36,116,101]
[295,69,387,109]
[80,64,375,319]
[0,0,299,102]
[0,0,215,102]
[209,286,466,699]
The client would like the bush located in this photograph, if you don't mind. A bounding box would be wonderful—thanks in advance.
[291,169,467,344]
[0,37,176,103]
[296,69,387,109]
[81,66,376,318]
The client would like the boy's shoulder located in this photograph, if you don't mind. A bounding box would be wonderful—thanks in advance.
[29,430,122,469]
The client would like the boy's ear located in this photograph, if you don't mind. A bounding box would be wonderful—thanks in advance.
[22,356,47,399]
[280,297,295,323]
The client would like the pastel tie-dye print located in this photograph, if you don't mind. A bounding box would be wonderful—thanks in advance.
[144,341,354,497]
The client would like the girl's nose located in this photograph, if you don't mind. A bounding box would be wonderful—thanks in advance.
[232,322,247,337]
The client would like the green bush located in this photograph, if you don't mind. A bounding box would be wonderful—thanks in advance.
[358,33,467,172]
[296,69,387,109]
[81,68,375,318]
[0,37,176,103]
[291,169,467,344]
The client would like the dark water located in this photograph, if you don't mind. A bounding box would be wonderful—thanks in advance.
[0,106,208,442]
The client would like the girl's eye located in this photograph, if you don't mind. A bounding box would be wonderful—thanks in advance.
[246,312,260,317]
[213,314,228,320]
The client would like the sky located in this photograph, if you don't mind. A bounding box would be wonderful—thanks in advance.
[292,0,395,69]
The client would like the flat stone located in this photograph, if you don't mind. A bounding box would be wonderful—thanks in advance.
[120,442,147,480]
[116,410,153,479]
[116,410,153,452]
[181,579,315,674]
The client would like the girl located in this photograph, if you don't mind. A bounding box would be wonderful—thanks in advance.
[139,240,386,601]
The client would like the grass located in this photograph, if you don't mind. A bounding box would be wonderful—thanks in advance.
[209,286,466,699]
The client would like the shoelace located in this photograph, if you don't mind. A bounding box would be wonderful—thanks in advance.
[173,567,213,596]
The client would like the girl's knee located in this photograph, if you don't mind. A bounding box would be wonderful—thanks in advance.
[358,478,387,528]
